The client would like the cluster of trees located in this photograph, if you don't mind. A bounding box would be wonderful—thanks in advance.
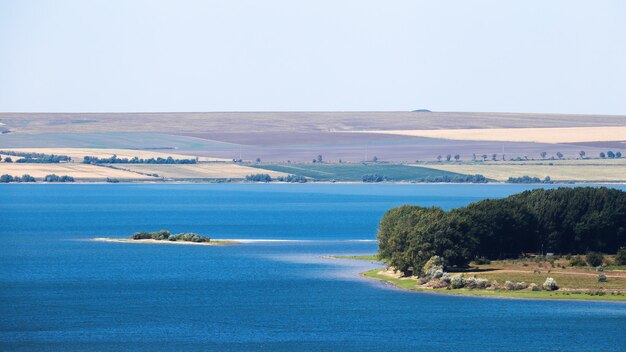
[43,174,75,182]
[378,187,626,275]
[0,174,37,183]
[599,151,623,159]
[0,151,71,163]
[507,176,552,184]
[362,174,387,182]
[245,173,272,182]
[82,155,197,164]
[312,155,323,163]
[130,230,210,242]
[276,174,307,183]
[418,174,488,183]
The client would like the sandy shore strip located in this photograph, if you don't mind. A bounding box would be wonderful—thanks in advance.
[92,238,240,245]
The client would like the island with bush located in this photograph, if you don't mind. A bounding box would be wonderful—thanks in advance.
[337,187,626,301]
[93,230,239,246]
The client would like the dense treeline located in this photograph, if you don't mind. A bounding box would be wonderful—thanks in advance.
[131,230,210,242]
[43,174,75,182]
[362,174,386,182]
[507,176,552,184]
[0,150,71,163]
[0,174,37,183]
[83,155,197,164]
[245,173,272,182]
[418,174,488,183]
[276,174,307,183]
[378,187,626,275]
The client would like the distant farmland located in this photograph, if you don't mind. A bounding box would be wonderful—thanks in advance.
[249,163,468,182]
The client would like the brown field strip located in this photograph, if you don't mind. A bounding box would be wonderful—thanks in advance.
[2,148,229,162]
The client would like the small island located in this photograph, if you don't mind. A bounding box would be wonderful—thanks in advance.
[335,187,626,301]
[93,230,239,246]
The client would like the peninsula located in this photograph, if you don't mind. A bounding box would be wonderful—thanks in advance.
[336,187,626,301]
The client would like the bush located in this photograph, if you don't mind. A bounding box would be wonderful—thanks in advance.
[362,174,386,183]
[43,174,75,182]
[106,178,120,183]
[543,277,558,291]
[529,283,541,291]
[586,252,604,267]
[0,174,14,183]
[615,247,626,265]
[598,273,607,282]
[168,233,210,242]
[464,277,489,289]
[474,257,491,265]
[569,255,586,267]
[275,174,307,183]
[450,274,465,289]
[504,281,528,290]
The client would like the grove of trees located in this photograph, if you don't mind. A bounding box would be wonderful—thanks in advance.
[83,155,197,164]
[378,187,626,276]
[0,174,37,183]
[131,230,210,242]
[0,150,71,163]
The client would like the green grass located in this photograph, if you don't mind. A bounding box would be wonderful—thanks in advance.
[250,163,468,182]
[362,269,626,301]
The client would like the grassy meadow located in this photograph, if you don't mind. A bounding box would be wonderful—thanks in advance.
[249,163,466,181]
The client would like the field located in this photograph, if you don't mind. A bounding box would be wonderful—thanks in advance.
[3,112,626,134]
[346,126,626,144]
[249,163,466,181]
[2,148,229,162]
[109,163,289,179]
[417,163,626,182]
[0,163,156,180]
[1,111,624,173]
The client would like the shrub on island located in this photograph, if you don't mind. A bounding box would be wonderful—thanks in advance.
[130,230,210,242]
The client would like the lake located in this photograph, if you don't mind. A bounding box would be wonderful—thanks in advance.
[2,184,626,351]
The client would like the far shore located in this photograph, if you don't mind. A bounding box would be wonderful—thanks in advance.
[92,237,240,246]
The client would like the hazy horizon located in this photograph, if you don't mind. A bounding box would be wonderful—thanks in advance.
[1,0,625,115]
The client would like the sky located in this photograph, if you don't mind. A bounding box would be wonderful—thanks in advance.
[0,0,625,114]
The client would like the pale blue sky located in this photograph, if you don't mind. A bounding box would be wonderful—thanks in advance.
[1,0,625,114]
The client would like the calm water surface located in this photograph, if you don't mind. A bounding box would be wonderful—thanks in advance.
[1,184,625,351]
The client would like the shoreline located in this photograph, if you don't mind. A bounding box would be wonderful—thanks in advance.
[329,256,626,302]
[4,181,626,185]
[360,268,626,302]
[92,237,240,246]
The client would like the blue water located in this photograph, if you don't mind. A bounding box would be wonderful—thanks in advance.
[1,184,626,351]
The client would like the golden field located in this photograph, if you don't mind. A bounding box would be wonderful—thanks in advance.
[418,163,626,182]
[346,126,626,144]
[0,163,156,180]
[107,163,289,179]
